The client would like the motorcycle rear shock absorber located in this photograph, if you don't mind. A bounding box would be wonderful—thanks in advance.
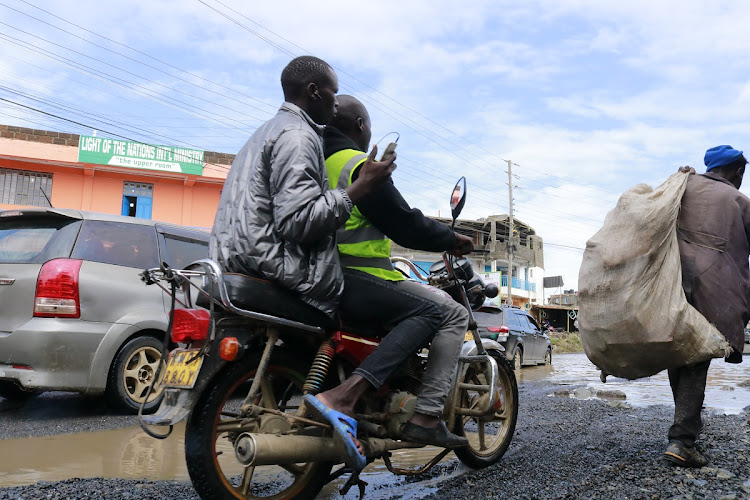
[302,339,336,395]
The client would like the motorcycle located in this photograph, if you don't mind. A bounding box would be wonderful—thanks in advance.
[139,177,519,500]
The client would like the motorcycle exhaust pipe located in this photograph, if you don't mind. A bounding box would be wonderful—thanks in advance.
[235,433,342,466]
[234,433,423,466]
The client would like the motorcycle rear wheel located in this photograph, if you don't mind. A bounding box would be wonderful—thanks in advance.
[453,349,518,469]
[185,352,333,500]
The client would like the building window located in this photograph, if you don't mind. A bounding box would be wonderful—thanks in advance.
[122,181,153,219]
[0,168,53,207]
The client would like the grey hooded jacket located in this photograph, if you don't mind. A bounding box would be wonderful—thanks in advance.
[209,102,353,316]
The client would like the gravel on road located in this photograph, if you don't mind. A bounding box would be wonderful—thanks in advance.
[0,380,748,500]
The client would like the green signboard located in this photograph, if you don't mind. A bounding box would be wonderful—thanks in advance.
[77,135,204,175]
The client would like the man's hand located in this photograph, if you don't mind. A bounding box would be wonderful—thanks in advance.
[346,145,396,203]
[451,233,474,256]
[678,166,696,174]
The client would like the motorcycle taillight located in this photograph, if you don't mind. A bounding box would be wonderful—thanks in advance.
[171,308,210,343]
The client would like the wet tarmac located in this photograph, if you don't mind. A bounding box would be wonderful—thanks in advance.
[0,351,748,495]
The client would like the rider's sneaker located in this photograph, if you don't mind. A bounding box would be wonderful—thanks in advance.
[401,421,468,448]
[664,440,709,468]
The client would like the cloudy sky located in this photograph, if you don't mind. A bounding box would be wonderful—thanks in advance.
[2,0,750,289]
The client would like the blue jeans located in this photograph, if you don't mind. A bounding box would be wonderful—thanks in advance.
[339,269,469,416]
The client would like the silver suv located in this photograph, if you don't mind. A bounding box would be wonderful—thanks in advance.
[0,208,208,413]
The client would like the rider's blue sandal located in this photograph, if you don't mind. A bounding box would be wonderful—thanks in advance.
[303,394,366,471]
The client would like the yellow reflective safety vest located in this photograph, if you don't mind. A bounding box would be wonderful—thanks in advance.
[326,149,405,281]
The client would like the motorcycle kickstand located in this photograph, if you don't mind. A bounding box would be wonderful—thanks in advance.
[323,464,369,499]
[340,469,368,500]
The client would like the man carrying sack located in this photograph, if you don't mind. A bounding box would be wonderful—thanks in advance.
[665,145,750,467]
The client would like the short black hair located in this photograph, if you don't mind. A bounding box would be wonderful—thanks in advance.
[329,95,368,134]
[281,56,333,100]
[712,155,748,175]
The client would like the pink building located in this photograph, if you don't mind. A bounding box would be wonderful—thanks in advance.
[0,125,233,228]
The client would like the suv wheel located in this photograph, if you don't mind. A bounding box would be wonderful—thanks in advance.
[512,347,522,371]
[107,336,165,414]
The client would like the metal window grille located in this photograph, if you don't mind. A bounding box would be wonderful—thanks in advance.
[0,168,53,207]
[123,181,154,198]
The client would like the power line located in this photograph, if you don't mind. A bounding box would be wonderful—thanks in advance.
[0,25,263,130]
[0,2,274,119]
[0,98,593,259]
[200,0,630,209]
[5,0,620,227]
[0,97,235,174]
[14,0,278,112]
[195,1,625,219]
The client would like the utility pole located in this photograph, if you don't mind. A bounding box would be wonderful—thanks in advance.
[507,159,514,307]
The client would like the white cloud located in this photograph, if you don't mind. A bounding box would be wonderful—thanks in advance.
[4,0,750,291]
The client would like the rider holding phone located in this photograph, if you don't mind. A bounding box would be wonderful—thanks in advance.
[309,95,474,461]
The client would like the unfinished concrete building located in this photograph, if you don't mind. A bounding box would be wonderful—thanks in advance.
[391,214,544,308]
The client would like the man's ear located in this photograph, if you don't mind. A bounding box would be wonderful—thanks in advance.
[306,82,318,100]
[356,117,364,131]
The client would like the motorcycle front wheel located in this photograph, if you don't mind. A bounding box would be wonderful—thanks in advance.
[453,349,519,469]
[184,352,333,500]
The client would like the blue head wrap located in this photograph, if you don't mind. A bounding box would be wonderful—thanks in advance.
[704,145,744,171]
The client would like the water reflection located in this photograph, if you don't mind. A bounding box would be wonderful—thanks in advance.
[522,352,750,414]
[0,424,188,487]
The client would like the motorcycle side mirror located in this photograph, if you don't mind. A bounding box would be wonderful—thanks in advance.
[450,177,467,222]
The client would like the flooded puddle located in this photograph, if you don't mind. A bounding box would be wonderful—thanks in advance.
[0,351,747,493]
[521,352,750,415]
[0,421,459,496]
[0,424,189,487]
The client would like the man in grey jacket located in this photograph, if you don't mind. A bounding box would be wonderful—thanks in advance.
[210,56,395,316]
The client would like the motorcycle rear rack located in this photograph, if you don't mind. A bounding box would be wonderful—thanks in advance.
[143,258,326,335]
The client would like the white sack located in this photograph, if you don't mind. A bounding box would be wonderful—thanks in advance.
[578,171,730,380]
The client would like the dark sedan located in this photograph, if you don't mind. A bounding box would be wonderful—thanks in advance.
[474,305,552,370]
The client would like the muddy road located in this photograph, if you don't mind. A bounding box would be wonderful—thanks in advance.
[0,353,748,499]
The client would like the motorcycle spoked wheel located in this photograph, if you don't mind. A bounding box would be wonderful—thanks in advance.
[453,349,519,469]
[185,353,334,500]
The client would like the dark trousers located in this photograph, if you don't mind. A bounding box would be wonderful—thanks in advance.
[337,269,441,390]
[667,359,711,447]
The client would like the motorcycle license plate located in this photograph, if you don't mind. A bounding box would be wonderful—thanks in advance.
[162,349,204,389]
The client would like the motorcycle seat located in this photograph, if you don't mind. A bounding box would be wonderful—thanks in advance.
[337,316,390,338]
[196,272,337,330]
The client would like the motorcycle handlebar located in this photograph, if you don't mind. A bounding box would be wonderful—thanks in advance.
[457,241,474,255]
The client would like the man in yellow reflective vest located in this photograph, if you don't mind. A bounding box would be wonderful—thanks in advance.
[311,95,474,449]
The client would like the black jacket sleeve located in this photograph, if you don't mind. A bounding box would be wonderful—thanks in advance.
[354,174,458,252]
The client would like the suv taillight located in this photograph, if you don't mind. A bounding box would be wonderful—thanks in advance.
[34,259,83,318]
[487,325,510,333]
[171,309,210,343]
